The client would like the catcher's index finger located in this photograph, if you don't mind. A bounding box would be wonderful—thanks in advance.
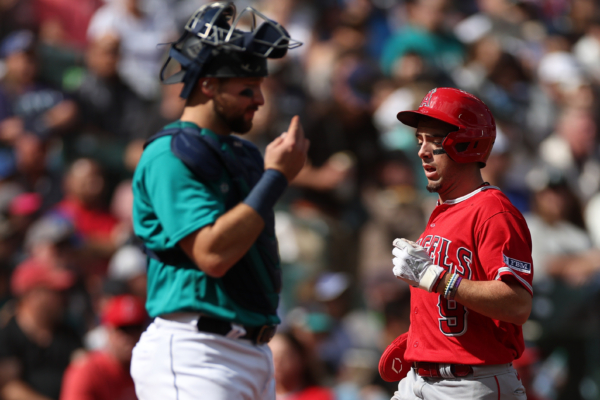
[285,116,304,144]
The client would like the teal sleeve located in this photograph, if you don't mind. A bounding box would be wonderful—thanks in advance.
[144,150,224,248]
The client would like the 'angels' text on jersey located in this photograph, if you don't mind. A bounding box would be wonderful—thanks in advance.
[417,235,472,336]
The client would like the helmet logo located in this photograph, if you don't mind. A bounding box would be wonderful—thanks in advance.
[420,88,437,108]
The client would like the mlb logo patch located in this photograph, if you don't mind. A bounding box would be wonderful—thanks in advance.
[503,254,531,274]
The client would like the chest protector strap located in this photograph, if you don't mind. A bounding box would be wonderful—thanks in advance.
[144,127,281,315]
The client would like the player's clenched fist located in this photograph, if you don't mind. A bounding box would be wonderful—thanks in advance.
[264,115,310,182]
[392,238,446,292]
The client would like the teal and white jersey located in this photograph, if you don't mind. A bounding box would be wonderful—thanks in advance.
[132,121,280,327]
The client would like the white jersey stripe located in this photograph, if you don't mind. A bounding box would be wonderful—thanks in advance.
[495,267,533,294]
[442,185,501,205]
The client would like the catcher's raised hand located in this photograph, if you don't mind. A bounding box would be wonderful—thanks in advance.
[392,238,446,292]
[264,116,309,182]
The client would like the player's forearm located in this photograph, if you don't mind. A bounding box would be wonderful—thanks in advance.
[179,203,265,278]
[1,380,53,400]
[435,276,532,325]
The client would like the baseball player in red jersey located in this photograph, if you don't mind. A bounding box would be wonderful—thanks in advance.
[386,88,533,399]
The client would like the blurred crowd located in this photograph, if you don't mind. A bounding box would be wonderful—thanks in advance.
[1,0,600,399]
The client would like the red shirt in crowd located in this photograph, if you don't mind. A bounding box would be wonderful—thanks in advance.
[278,386,335,400]
[55,198,118,242]
[61,351,136,400]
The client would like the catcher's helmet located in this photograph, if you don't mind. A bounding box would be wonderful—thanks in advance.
[160,2,301,99]
[396,88,496,166]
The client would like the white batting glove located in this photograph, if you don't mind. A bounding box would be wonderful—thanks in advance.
[392,238,445,292]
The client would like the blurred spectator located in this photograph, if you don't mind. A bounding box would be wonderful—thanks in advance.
[524,167,599,400]
[524,167,590,284]
[12,132,63,210]
[7,191,41,249]
[87,0,178,101]
[23,214,80,271]
[305,22,368,102]
[0,183,25,270]
[313,272,355,375]
[573,16,600,85]
[453,2,536,135]
[359,150,427,279]
[537,37,596,112]
[452,34,503,94]
[22,214,96,337]
[0,30,78,141]
[294,55,384,282]
[270,331,335,400]
[453,0,543,57]
[480,127,530,212]
[34,0,103,51]
[60,294,145,400]
[0,260,81,400]
[74,34,158,141]
[33,0,105,90]
[107,138,145,246]
[372,80,432,153]
[334,347,388,400]
[107,245,147,301]
[562,0,598,41]
[67,33,160,174]
[525,36,590,145]
[538,107,600,201]
[258,0,315,62]
[475,49,532,132]
[0,0,36,41]
[380,0,464,83]
[54,158,123,259]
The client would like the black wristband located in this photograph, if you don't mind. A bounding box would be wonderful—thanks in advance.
[243,169,288,221]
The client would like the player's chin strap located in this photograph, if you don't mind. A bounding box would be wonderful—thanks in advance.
[432,149,446,155]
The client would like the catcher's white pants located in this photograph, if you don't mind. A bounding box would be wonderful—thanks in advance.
[131,315,275,400]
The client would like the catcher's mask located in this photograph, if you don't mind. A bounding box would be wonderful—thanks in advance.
[160,2,302,99]
[397,88,496,167]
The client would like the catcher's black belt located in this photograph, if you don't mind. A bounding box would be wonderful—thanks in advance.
[196,315,276,345]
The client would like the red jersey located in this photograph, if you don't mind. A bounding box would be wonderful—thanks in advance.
[404,186,533,365]
[60,351,137,400]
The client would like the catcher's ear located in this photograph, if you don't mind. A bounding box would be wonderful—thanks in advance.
[200,79,216,97]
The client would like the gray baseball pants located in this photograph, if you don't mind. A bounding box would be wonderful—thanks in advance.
[392,363,527,399]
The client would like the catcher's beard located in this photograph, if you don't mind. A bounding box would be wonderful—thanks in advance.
[213,95,254,134]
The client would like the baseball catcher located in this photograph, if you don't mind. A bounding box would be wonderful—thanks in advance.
[129,3,308,399]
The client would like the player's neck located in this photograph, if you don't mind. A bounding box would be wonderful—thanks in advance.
[438,170,485,203]
[180,103,231,136]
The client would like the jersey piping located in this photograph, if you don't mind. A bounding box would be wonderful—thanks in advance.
[495,267,534,295]
[441,185,501,205]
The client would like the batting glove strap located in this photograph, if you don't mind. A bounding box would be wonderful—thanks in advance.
[418,264,446,292]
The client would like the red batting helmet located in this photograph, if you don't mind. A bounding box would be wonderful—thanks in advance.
[396,88,496,166]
